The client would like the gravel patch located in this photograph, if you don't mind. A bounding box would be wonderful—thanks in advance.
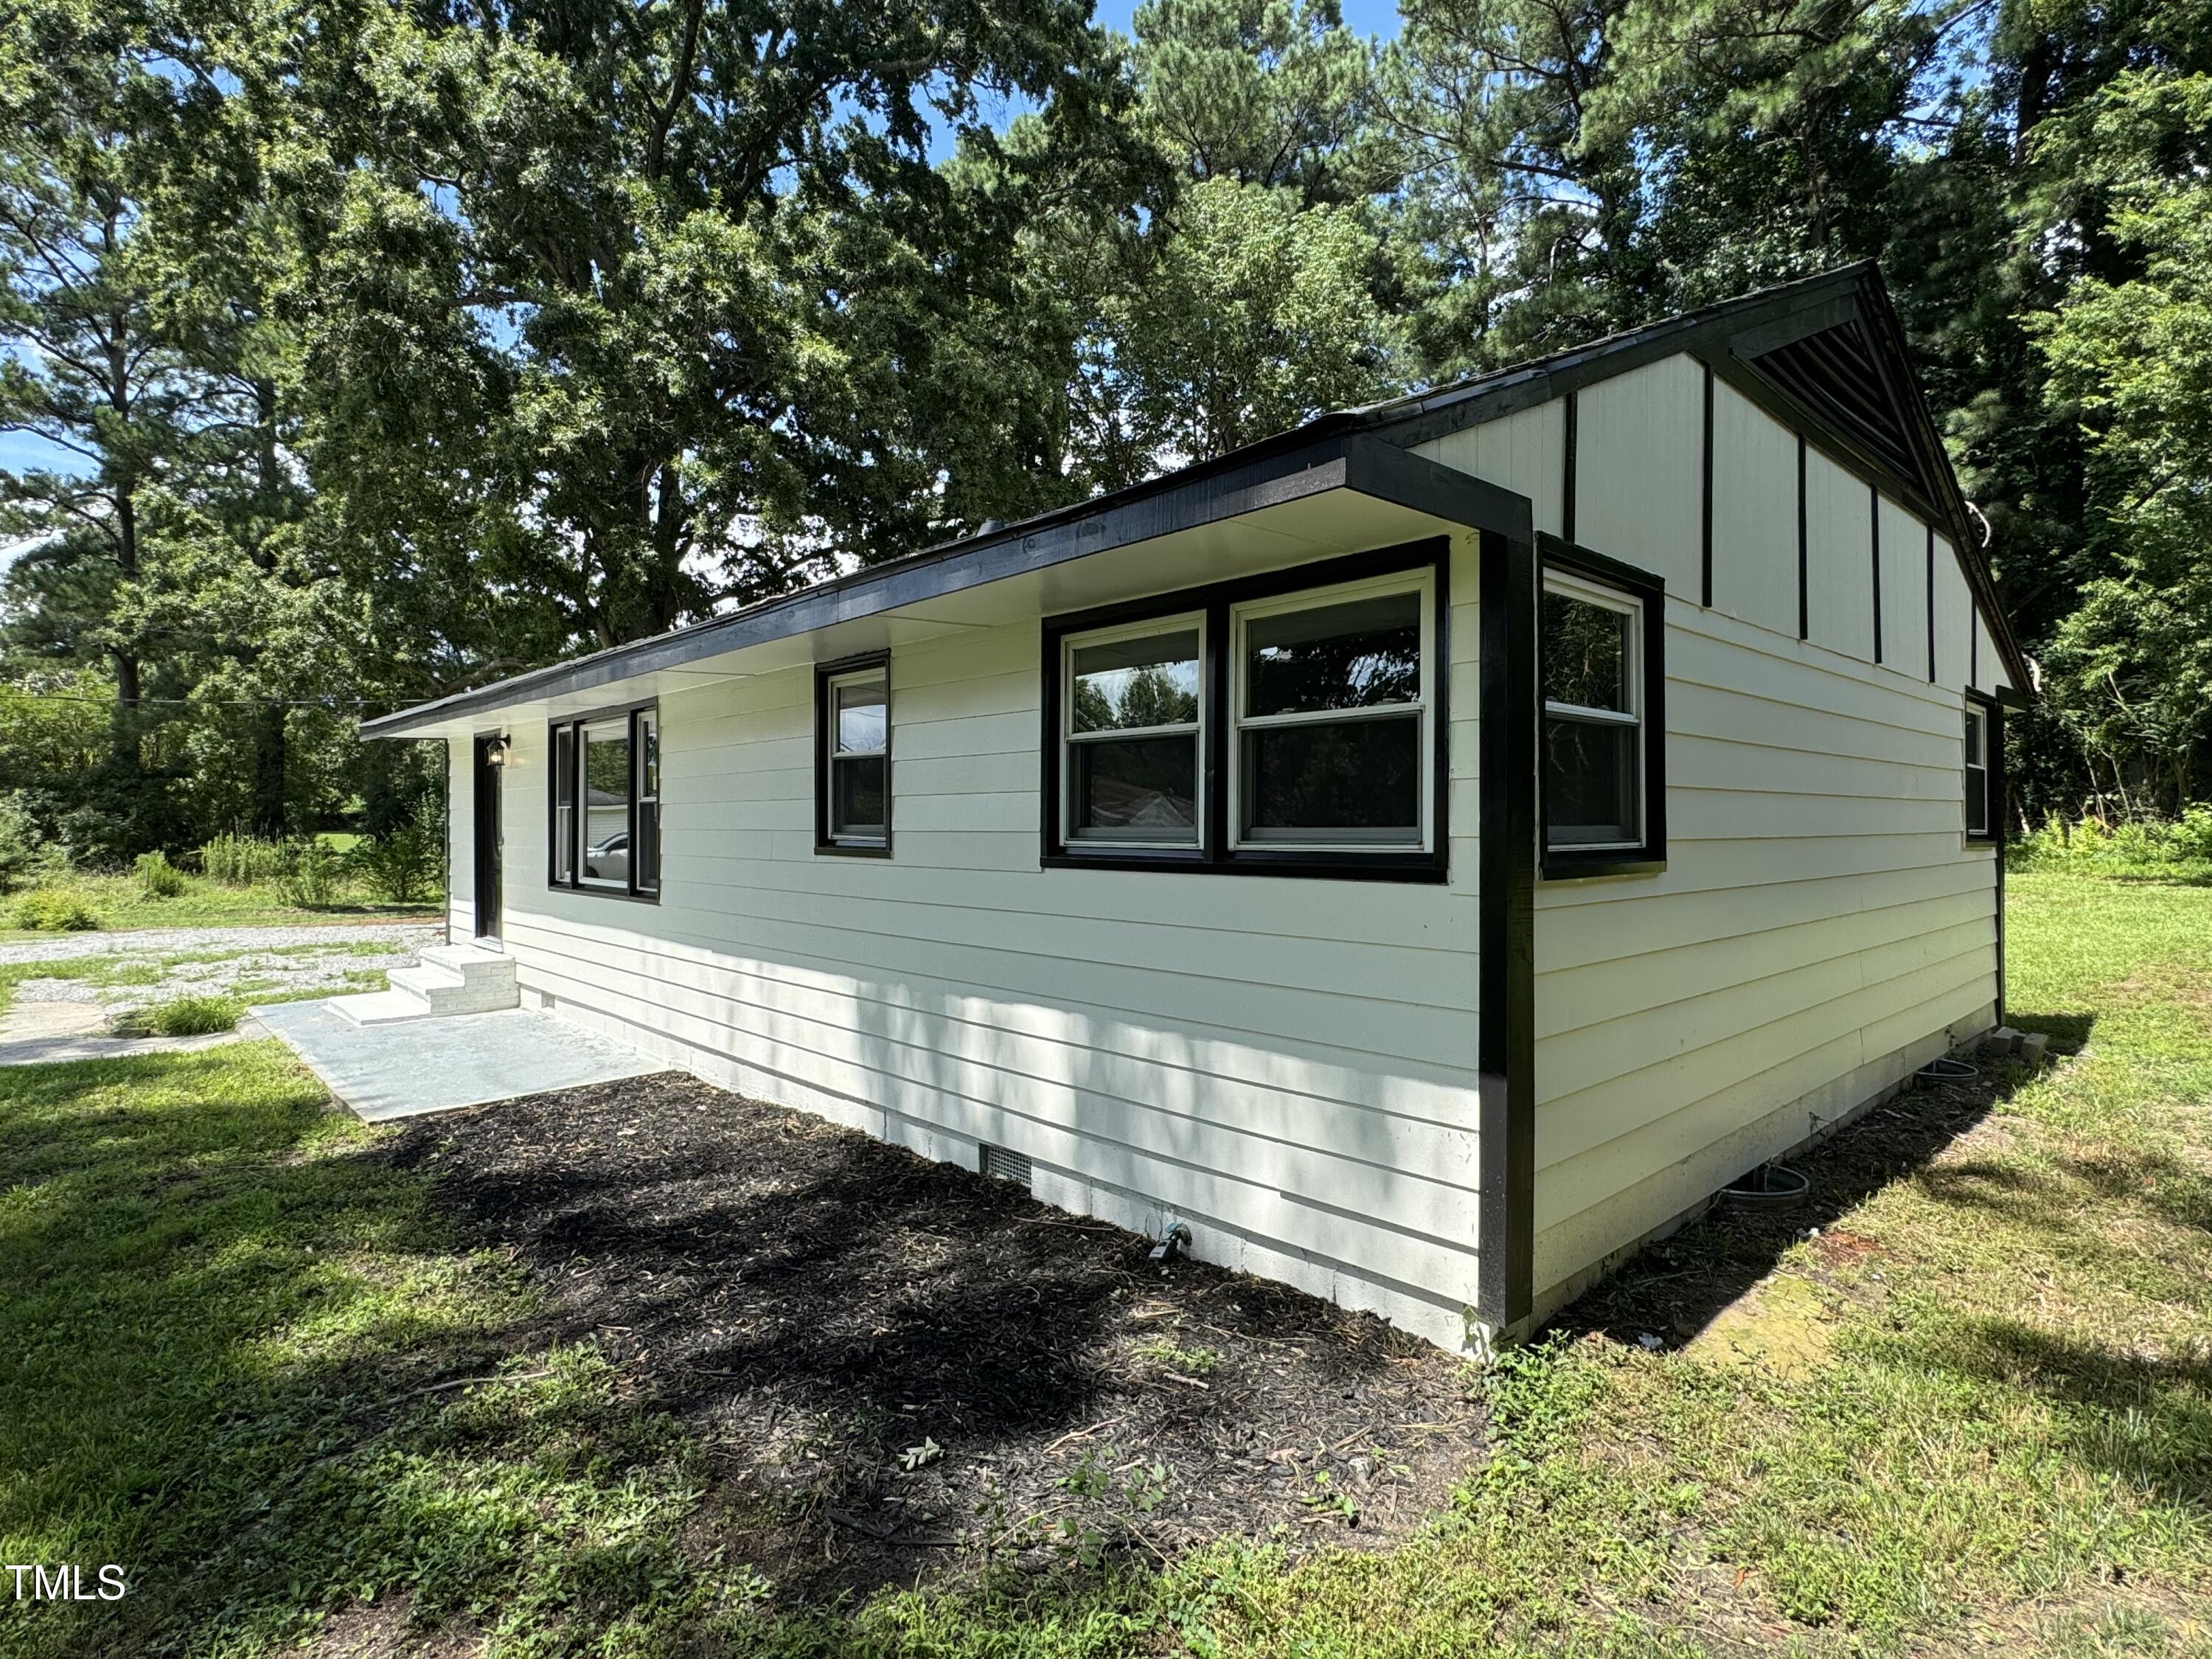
[0,921,442,966]
[4,924,445,1029]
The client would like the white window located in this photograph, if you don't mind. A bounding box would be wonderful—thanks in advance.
[1229,573,1433,851]
[579,717,633,888]
[824,667,889,846]
[1061,615,1206,846]
[1542,571,1644,851]
[634,709,660,892]
[552,725,577,884]
[1965,704,1990,838]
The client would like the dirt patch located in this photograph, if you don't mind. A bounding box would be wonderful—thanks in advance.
[378,1074,1486,1600]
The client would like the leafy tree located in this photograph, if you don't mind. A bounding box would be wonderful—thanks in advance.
[1133,0,1397,203]
[2031,65,2212,809]
[1081,177,1403,483]
[263,0,1158,653]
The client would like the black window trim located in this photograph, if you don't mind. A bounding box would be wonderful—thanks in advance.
[1540,535,1668,880]
[1964,688,2003,845]
[546,697,662,904]
[815,650,894,858]
[1040,538,1451,883]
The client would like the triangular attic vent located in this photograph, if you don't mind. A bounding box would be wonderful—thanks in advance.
[1742,318,1922,487]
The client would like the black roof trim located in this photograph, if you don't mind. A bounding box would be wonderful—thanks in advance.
[369,265,2025,737]
[1354,263,2029,692]
[364,434,1529,735]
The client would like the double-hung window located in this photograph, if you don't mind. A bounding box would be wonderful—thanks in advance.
[816,655,891,853]
[1540,543,1666,876]
[1231,577,1430,849]
[1964,697,2000,842]
[1043,541,1448,880]
[1062,619,1204,846]
[548,701,660,899]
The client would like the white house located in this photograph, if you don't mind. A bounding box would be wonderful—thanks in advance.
[364,264,2026,1352]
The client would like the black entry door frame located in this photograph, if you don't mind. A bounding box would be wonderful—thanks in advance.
[472,734,504,943]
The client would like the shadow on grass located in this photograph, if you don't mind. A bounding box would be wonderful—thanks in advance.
[1,1046,1473,1658]
[1546,1013,2096,1353]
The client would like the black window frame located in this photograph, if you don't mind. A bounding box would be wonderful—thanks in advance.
[1539,535,1668,880]
[546,698,661,903]
[1964,690,2003,845]
[1040,538,1450,883]
[815,651,893,858]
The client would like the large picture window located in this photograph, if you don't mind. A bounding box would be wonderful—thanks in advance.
[815,655,892,855]
[548,701,660,900]
[1041,541,1448,881]
[1540,540,1666,877]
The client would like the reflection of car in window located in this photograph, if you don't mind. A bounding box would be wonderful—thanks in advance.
[586,830,629,883]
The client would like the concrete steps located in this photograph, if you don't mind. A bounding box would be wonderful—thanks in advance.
[333,942,518,1026]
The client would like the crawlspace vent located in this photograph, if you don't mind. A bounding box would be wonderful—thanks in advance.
[980,1144,1034,1188]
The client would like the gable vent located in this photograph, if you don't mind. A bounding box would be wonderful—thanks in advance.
[979,1144,1034,1188]
[1745,319,1922,485]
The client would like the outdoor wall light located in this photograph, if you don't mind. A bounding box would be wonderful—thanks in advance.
[484,734,512,766]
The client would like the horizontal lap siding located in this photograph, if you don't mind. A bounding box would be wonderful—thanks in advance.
[1531,605,1997,1298]
[1405,348,2005,1319]
[490,536,1488,1346]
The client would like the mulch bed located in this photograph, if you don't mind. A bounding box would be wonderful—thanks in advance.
[380,1074,1486,1598]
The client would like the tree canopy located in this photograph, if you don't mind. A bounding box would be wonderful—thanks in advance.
[4,0,2209,851]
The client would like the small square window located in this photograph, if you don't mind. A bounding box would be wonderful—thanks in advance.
[818,659,891,852]
[1540,549,1666,876]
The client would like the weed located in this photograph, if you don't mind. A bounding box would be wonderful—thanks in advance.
[116,995,243,1037]
[1136,1340,1222,1376]
[133,851,187,898]
[13,888,100,931]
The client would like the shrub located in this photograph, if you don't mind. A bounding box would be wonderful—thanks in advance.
[276,836,344,907]
[117,995,243,1037]
[198,832,286,886]
[13,888,101,931]
[134,850,188,898]
[2010,808,2212,872]
[346,821,443,905]
[2173,804,2212,863]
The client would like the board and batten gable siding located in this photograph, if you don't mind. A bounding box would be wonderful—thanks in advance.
[459,532,1491,1352]
[1413,347,2003,1321]
[1570,355,1707,597]
[1708,380,1801,637]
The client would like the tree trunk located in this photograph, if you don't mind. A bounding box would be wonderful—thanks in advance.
[251,701,288,840]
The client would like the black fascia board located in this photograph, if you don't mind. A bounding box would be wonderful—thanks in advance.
[1359,262,2033,698]
[366,433,1528,737]
[369,263,2026,738]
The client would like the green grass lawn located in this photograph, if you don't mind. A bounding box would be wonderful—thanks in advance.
[1,871,2207,1657]
[0,871,439,942]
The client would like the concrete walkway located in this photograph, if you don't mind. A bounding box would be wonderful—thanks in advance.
[249,1000,661,1121]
